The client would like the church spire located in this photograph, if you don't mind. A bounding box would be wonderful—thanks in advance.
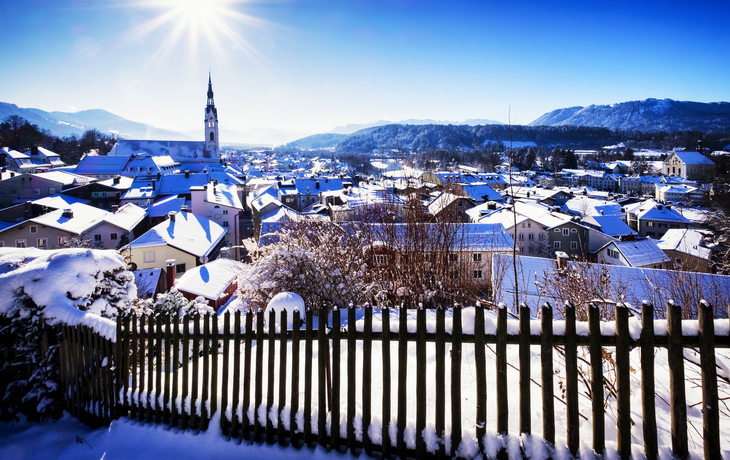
[204,72,219,158]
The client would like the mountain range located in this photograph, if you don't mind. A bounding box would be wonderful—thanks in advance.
[530,98,730,132]
[2,98,729,149]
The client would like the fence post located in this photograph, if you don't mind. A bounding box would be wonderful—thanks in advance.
[242,310,253,440]
[519,302,531,436]
[435,305,446,460]
[588,304,604,457]
[290,309,301,448]
[181,314,190,429]
[220,311,230,434]
[171,313,179,428]
[164,313,172,425]
[615,304,630,460]
[496,302,508,458]
[266,308,276,445]
[304,308,313,447]
[667,301,687,460]
[397,305,408,460]
[541,303,555,452]
[231,310,241,438]
[317,305,328,449]
[381,305,392,460]
[565,302,579,457]
[278,309,288,447]
[331,307,341,452]
[347,304,357,454]
[255,308,264,442]
[201,312,210,431]
[474,303,487,456]
[416,303,427,459]
[641,301,657,460]
[698,300,720,460]
[362,304,373,456]
[451,303,463,457]
[190,313,200,429]
[155,314,163,425]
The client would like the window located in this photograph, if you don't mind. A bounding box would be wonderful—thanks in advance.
[16,239,26,248]
[570,241,578,250]
[223,209,228,215]
[528,233,534,240]
[563,228,569,236]
[0,189,4,196]
[554,241,561,249]
[30,225,38,234]
[110,233,118,240]
[473,270,483,280]
[0,241,4,247]
[519,234,524,241]
[473,253,482,262]
[539,233,544,241]
[210,132,215,142]
[570,228,578,233]
[49,187,56,195]
[37,238,48,248]
[33,187,41,196]
[10,188,17,196]
[646,222,655,227]
[176,263,186,274]
[647,231,655,237]
[527,222,531,228]
[554,229,560,233]
[144,251,155,263]
[373,254,387,265]
[449,253,459,263]
[58,236,68,245]
[222,221,229,228]
[94,234,102,242]
[528,247,534,254]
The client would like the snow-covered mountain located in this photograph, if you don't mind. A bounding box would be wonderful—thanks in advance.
[329,118,503,135]
[0,102,192,140]
[530,98,730,132]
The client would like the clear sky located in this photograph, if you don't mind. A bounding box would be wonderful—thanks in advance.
[2,0,729,136]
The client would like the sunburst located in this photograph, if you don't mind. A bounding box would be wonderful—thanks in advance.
[127,0,274,69]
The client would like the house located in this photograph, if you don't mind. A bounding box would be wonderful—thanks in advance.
[0,147,35,173]
[190,182,244,260]
[133,268,167,300]
[427,192,475,222]
[74,153,132,179]
[595,238,670,269]
[62,176,133,210]
[581,215,637,239]
[21,146,65,171]
[175,258,245,309]
[655,184,705,206]
[624,199,690,239]
[120,153,180,178]
[462,183,503,204]
[0,202,146,250]
[662,150,715,180]
[0,171,67,209]
[657,229,714,273]
[122,209,226,277]
[277,177,349,212]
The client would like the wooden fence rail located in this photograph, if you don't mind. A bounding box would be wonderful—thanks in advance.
[58,301,729,459]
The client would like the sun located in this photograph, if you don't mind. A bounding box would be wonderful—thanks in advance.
[128,0,272,66]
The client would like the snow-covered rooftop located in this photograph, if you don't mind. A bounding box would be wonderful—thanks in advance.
[126,210,226,258]
[176,258,244,300]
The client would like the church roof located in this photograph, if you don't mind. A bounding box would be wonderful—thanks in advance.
[109,140,214,164]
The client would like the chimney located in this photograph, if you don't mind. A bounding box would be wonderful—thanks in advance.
[166,259,176,288]
[0,152,6,167]
[657,204,662,210]
[599,210,604,215]
[152,180,156,191]
[316,181,320,189]
[556,251,569,270]
[185,170,190,179]
[181,205,190,213]
[169,211,176,222]
[113,176,121,185]
[62,208,73,219]
[31,146,39,156]
[111,205,119,213]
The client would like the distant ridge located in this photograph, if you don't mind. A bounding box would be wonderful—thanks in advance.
[530,98,730,132]
[329,118,503,135]
[0,102,192,140]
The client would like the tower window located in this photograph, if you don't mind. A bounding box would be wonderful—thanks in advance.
[210,132,214,142]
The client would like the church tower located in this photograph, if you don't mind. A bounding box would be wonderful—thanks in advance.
[204,72,219,157]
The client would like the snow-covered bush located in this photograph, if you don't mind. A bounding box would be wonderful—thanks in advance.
[0,248,136,421]
[264,292,305,332]
[238,221,381,311]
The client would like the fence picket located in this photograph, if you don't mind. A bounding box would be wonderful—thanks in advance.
[616,304,630,460]
[220,312,230,435]
[211,311,218,428]
[589,304,604,456]
[667,301,687,460]
[397,305,408,460]
[191,313,200,429]
[181,314,190,430]
[699,300,720,460]
[232,310,241,439]
[164,313,172,425]
[278,309,288,447]
[255,309,265,443]
[347,304,356,454]
[416,304,427,459]
[362,304,373,456]
[381,306,391,460]
[519,303,531,436]
[155,314,163,424]
[202,312,210,431]
[318,305,328,449]
[171,314,179,428]
[331,307,341,452]
[496,303,508,455]
[474,303,486,456]
[451,304,463,457]
[541,303,555,452]
[266,309,276,445]
[435,305,446,460]
[564,302,579,457]
[304,308,313,447]
[641,302,659,460]
[290,309,301,447]
[242,310,254,440]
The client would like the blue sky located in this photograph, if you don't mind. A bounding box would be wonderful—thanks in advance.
[1,0,729,136]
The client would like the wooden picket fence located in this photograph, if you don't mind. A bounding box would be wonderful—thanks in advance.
[57,301,729,460]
